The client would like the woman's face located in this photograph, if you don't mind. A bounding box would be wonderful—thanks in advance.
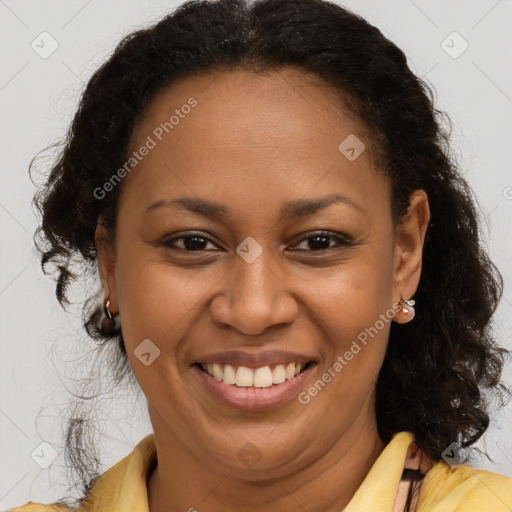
[96,67,429,475]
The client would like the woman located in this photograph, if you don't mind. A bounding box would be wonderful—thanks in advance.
[12,0,511,510]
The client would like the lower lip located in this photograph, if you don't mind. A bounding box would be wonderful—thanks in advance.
[192,363,316,412]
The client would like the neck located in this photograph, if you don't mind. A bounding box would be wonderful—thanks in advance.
[147,398,386,512]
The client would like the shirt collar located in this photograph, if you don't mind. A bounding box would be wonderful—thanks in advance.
[81,431,417,512]
[343,431,417,512]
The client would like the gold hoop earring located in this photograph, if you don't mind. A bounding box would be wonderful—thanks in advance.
[100,293,117,334]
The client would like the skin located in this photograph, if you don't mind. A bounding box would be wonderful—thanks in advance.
[95,67,430,512]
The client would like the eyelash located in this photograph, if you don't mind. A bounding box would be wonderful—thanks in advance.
[160,230,354,253]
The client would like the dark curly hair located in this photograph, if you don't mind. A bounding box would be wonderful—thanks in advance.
[29,0,510,508]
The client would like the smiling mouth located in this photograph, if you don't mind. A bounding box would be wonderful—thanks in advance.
[194,362,314,388]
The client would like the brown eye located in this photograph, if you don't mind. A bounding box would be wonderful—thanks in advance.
[161,233,220,251]
[290,231,354,251]
[158,230,354,253]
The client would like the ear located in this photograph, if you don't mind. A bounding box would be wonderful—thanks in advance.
[95,220,119,314]
[392,189,430,323]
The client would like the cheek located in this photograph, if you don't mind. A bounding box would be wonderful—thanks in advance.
[115,245,223,354]
[300,247,394,378]
[113,254,195,402]
[305,249,394,331]
[298,275,393,423]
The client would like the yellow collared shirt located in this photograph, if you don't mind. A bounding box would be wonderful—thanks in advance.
[10,431,512,512]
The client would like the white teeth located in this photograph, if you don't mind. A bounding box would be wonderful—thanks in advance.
[253,366,273,388]
[200,362,308,387]
[223,364,236,384]
[235,366,254,387]
[285,362,296,380]
[272,364,286,384]
[213,363,223,381]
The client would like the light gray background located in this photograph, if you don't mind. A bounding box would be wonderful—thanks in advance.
[1,0,511,509]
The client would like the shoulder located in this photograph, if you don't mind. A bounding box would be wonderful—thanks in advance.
[6,434,156,512]
[7,503,71,512]
[418,461,512,512]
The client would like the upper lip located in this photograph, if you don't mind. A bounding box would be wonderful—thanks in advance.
[194,350,316,368]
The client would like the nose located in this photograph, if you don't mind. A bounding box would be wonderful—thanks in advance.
[208,254,299,336]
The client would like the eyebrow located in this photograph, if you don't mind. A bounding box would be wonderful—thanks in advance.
[145,193,365,219]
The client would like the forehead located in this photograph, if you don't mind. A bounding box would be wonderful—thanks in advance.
[130,67,370,151]
[119,67,389,223]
